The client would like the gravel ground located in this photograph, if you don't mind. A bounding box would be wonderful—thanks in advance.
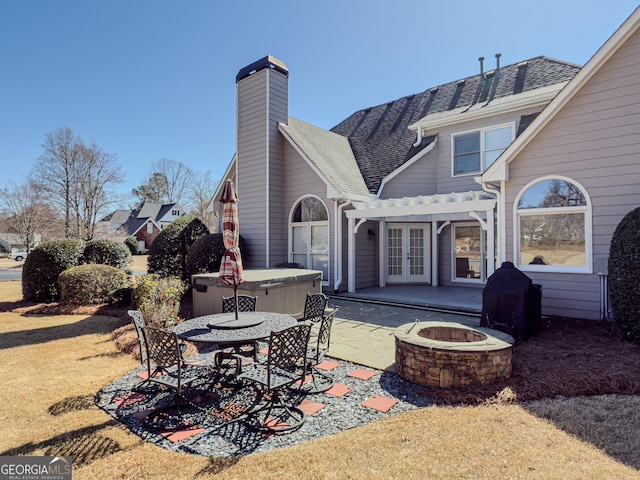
[96,350,434,457]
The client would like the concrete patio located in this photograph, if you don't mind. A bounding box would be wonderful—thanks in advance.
[325,290,481,372]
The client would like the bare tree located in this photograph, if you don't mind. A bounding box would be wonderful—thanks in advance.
[33,127,81,238]
[0,180,60,250]
[32,126,125,241]
[186,170,219,232]
[72,141,125,240]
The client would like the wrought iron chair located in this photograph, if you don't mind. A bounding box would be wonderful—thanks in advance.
[128,309,188,391]
[295,292,329,323]
[218,295,259,376]
[128,309,147,365]
[128,309,157,391]
[222,295,257,314]
[141,326,202,430]
[299,307,338,393]
[236,323,311,433]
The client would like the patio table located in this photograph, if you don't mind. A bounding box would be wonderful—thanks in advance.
[174,311,297,345]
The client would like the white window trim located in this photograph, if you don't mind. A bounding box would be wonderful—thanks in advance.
[451,222,486,284]
[513,175,592,274]
[451,122,515,177]
[288,195,330,285]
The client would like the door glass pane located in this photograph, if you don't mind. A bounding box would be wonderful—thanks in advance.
[311,254,328,278]
[292,254,307,268]
[455,225,481,279]
[292,226,307,252]
[409,228,424,276]
[388,227,403,276]
[310,225,328,253]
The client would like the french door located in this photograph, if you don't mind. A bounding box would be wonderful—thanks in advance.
[386,223,431,283]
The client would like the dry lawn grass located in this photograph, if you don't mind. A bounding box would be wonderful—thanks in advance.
[1,278,640,479]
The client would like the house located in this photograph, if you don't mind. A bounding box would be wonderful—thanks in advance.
[98,202,186,252]
[0,232,41,253]
[214,6,640,321]
[481,7,640,320]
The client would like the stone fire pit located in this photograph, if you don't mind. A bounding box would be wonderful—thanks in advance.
[394,321,514,388]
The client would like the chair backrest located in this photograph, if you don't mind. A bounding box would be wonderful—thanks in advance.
[317,307,337,350]
[302,293,328,323]
[142,326,182,371]
[128,309,147,364]
[222,295,257,313]
[268,323,311,374]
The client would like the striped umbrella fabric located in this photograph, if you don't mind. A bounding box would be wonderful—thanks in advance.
[218,180,244,289]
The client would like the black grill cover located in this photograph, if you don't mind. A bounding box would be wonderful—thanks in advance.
[480,261,542,340]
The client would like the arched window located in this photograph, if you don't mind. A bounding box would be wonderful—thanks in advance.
[515,177,592,273]
[290,196,329,280]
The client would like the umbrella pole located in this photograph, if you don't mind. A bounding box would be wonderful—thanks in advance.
[233,280,239,320]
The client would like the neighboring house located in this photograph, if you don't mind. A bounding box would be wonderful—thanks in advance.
[98,202,186,252]
[214,6,639,321]
[0,233,41,253]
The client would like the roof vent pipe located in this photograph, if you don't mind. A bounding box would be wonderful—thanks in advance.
[495,53,502,78]
[479,56,485,76]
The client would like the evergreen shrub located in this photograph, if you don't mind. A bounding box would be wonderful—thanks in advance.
[609,206,640,345]
[147,215,209,279]
[124,236,139,255]
[22,239,85,302]
[84,239,132,271]
[59,264,129,304]
[185,233,246,279]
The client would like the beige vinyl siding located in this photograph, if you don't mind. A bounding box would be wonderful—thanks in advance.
[281,141,336,283]
[504,28,640,320]
[236,67,288,268]
[354,220,379,289]
[380,148,437,198]
[267,75,289,267]
[438,226,453,285]
[432,109,539,193]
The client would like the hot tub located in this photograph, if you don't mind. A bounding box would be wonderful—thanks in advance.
[191,269,323,317]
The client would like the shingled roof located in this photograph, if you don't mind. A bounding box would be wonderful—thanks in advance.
[330,56,581,194]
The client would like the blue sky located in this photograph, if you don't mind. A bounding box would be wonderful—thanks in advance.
[1,1,638,205]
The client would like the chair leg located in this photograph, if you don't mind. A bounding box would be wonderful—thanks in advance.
[244,389,306,433]
[306,366,335,394]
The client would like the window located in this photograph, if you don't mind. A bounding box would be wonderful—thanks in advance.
[452,124,514,175]
[515,177,591,273]
[290,196,329,281]
[452,223,485,282]
[146,223,154,234]
[172,209,179,216]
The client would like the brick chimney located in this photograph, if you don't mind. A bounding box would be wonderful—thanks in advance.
[235,55,289,268]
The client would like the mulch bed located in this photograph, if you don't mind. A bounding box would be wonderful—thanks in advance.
[422,316,640,405]
[5,296,640,406]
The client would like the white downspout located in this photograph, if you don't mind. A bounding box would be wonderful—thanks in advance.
[481,181,503,266]
[333,199,351,292]
[347,216,356,293]
[413,126,423,147]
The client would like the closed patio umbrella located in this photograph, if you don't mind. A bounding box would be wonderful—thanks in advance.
[218,179,244,319]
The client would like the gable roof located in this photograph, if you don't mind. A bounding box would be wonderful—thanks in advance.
[98,201,179,236]
[279,117,370,198]
[482,8,640,183]
[331,56,580,193]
